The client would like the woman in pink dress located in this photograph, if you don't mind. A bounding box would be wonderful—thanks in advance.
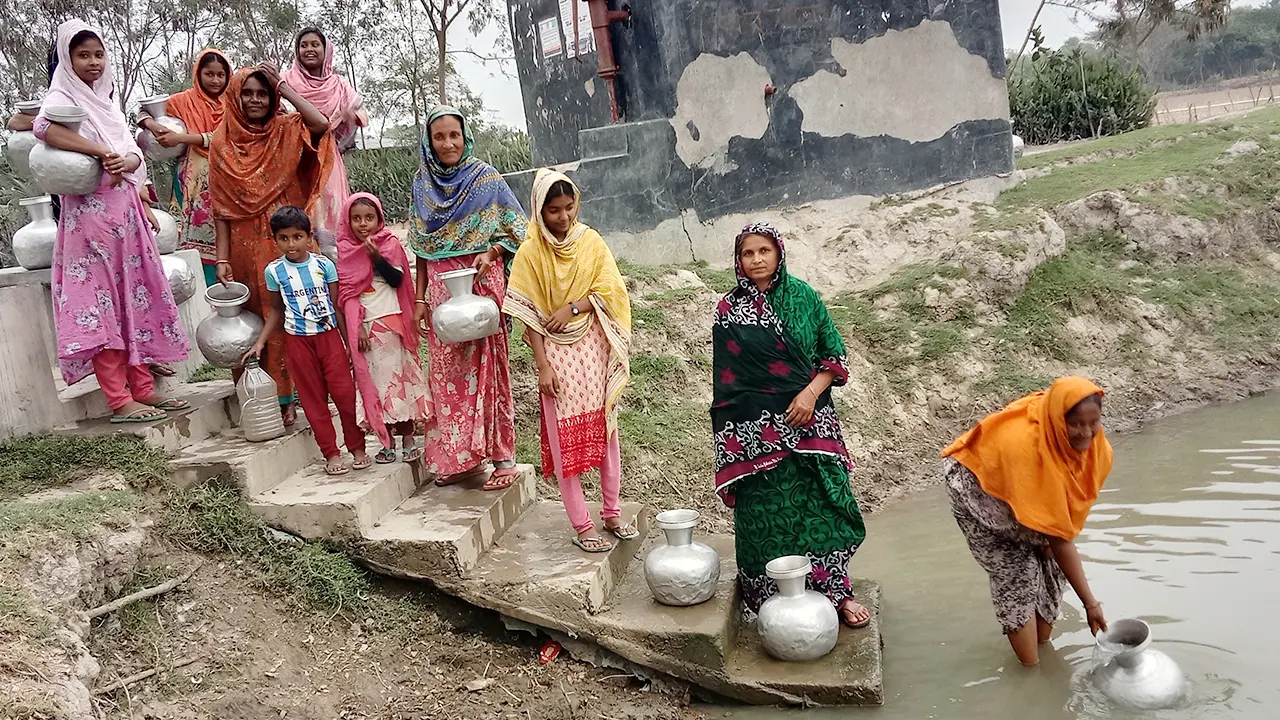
[36,19,190,422]
[283,27,367,251]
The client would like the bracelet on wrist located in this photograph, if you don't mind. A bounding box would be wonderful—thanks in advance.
[216,260,231,266]
[414,298,427,305]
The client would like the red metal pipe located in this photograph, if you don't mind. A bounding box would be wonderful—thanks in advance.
[585,0,631,123]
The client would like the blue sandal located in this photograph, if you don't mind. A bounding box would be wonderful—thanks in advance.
[110,408,165,424]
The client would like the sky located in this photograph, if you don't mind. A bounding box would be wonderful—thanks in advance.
[461,0,1270,129]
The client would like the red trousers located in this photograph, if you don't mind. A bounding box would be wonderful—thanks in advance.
[93,349,155,410]
[285,330,365,459]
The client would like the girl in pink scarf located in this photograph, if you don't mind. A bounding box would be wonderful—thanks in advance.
[284,27,367,250]
[338,193,430,461]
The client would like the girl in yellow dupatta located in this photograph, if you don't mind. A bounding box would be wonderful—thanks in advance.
[504,170,633,553]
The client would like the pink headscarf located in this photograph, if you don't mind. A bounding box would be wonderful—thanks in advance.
[41,18,147,187]
[337,192,418,449]
[283,29,362,148]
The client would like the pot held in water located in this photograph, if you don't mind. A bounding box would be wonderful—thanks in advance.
[757,555,839,662]
[151,208,179,254]
[4,99,42,178]
[644,509,721,606]
[12,195,58,271]
[1093,618,1188,710]
[30,105,101,197]
[135,95,188,162]
[162,254,198,305]
[432,267,500,344]
[196,282,264,368]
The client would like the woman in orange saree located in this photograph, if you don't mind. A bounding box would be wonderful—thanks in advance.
[209,64,333,424]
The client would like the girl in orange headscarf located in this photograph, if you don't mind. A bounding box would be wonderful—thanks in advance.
[140,49,231,287]
[209,64,333,424]
[942,376,1114,666]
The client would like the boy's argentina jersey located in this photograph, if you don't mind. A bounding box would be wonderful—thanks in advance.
[264,253,339,336]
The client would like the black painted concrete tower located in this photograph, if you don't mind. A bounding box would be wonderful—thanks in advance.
[504,0,1013,260]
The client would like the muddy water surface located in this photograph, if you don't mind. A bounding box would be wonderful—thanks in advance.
[713,394,1280,719]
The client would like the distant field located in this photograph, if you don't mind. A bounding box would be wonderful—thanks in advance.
[1153,75,1280,125]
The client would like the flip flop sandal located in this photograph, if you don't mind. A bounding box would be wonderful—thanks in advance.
[351,456,374,471]
[483,469,518,492]
[324,461,350,476]
[840,602,873,629]
[572,536,612,553]
[374,448,398,464]
[402,446,423,463]
[110,408,165,424]
[150,398,191,411]
[605,522,640,541]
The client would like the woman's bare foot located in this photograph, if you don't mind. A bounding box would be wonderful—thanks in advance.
[351,450,372,470]
[281,402,297,427]
[840,599,872,628]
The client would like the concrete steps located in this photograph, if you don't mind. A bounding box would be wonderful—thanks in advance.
[170,419,323,495]
[64,380,236,452]
[249,459,424,541]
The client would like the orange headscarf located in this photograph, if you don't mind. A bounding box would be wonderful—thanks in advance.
[209,68,334,221]
[166,48,229,158]
[942,376,1114,540]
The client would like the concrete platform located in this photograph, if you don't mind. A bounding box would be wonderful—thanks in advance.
[356,464,537,577]
[249,459,424,540]
[725,578,885,706]
[170,420,322,495]
[64,381,235,452]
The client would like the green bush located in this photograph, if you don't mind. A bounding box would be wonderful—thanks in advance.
[1009,46,1157,145]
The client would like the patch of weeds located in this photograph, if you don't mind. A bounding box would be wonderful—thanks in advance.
[188,363,231,383]
[629,354,682,394]
[646,286,702,304]
[868,263,969,300]
[0,491,138,539]
[631,304,667,330]
[93,565,173,647]
[1146,265,1280,351]
[973,365,1055,399]
[507,319,534,369]
[1132,192,1229,221]
[0,587,26,635]
[0,435,169,499]
[918,324,966,363]
[1000,235,1132,361]
[973,204,1040,233]
[686,261,736,293]
[897,202,959,227]
[616,259,667,284]
[159,484,373,617]
[868,194,911,211]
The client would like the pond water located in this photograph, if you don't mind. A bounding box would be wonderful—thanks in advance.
[712,393,1280,719]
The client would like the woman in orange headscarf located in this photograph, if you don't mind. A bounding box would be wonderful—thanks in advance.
[140,48,231,287]
[942,376,1114,666]
[209,64,333,424]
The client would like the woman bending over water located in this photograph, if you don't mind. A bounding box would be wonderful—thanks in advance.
[943,376,1112,666]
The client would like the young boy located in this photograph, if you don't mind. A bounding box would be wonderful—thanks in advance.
[246,206,371,475]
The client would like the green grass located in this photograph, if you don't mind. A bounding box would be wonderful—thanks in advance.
[616,259,666,284]
[631,304,667,330]
[188,363,232,383]
[629,354,683,394]
[687,261,736,293]
[0,434,170,499]
[897,202,959,227]
[1145,265,1280,351]
[974,365,1055,398]
[1132,192,1230,220]
[646,287,702,303]
[0,491,138,539]
[1016,121,1209,170]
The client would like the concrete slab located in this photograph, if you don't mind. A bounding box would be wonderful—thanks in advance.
[592,534,739,673]
[453,500,648,623]
[725,578,884,706]
[356,464,537,577]
[63,381,236,452]
[170,421,321,496]
[249,460,421,540]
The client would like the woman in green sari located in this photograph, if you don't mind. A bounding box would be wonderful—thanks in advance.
[712,221,871,627]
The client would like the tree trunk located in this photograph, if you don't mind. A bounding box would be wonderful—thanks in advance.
[436,11,448,104]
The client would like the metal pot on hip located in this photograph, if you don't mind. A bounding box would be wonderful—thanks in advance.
[135,95,188,162]
[151,208,180,254]
[29,105,102,197]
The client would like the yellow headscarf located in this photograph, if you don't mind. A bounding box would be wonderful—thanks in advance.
[504,169,632,430]
[942,376,1114,540]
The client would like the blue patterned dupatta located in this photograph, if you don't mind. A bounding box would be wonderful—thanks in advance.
[408,105,527,261]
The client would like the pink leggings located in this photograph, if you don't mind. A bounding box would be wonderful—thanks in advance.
[541,394,622,534]
[92,349,155,410]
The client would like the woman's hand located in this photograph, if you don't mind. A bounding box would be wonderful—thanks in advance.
[546,304,576,334]
[363,237,381,260]
[471,247,502,279]
[358,325,372,353]
[785,386,818,427]
[144,204,161,234]
[537,362,560,397]
[153,127,182,148]
[1085,602,1108,636]
[102,152,126,176]
[216,262,234,286]
[414,301,430,338]
[258,62,283,89]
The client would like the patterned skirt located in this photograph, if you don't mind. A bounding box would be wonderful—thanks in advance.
[540,319,611,481]
[945,458,1067,634]
[357,315,430,432]
[734,452,866,617]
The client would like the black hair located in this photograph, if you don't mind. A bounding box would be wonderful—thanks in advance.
[68,30,100,53]
[348,197,382,221]
[197,51,230,75]
[545,180,576,203]
[296,27,327,52]
[243,70,279,116]
[270,206,312,236]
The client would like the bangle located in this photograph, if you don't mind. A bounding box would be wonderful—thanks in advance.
[216,260,231,266]
[415,299,427,305]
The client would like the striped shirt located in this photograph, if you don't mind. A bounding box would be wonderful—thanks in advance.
[264,253,339,336]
